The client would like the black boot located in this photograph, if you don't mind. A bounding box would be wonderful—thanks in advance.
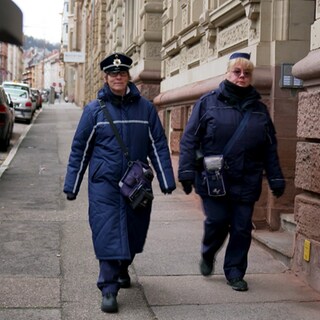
[101,293,118,313]
[118,271,131,288]
[227,278,248,291]
[199,258,214,276]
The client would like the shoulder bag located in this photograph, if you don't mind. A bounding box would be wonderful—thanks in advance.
[203,110,252,197]
[98,99,154,209]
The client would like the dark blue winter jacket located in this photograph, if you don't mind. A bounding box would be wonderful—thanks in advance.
[178,80,285,202]
[64,82,176,260]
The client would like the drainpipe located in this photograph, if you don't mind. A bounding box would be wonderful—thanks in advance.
[90,0,95,99]
[281,0,290,40]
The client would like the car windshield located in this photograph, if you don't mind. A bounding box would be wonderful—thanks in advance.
[4,88,28,99]
[3,83,29,92]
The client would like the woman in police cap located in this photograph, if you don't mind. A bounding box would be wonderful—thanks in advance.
[178,52,285,292]
[64,52,176,313]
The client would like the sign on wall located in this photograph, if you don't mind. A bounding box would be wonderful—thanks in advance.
[64,52,85,63]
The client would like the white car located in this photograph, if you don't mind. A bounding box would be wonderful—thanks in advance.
[3,88,36,124]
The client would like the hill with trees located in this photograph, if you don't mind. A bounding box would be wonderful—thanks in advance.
[23,35,60,51]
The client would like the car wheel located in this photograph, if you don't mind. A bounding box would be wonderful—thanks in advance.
[0,131,10,152]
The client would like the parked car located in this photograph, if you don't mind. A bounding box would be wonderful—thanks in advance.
[0,86,15,151]
[31,88,42,109]
[5,92,14,109]
[3,88,36,124]
[5,91,16,123]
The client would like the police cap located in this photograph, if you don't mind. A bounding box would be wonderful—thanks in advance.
[100,53,133,73]
[229,52,251,60]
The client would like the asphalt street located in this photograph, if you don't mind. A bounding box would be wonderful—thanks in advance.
[0,102,319,320]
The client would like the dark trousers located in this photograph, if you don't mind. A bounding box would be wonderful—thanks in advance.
[201,196,254,281]
[97,256,134,296]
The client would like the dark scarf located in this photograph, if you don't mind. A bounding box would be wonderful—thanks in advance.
[98,82,139,107]
[220,80,260,110]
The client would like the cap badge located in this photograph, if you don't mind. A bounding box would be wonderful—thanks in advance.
[113,58,121,66]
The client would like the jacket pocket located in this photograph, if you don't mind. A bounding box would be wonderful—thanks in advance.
[91,161,104,182]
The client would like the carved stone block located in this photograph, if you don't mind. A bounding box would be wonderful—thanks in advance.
[297,90,320,139]
[295,142,320,193]
[217,19,248,53]
[295,193,320,241]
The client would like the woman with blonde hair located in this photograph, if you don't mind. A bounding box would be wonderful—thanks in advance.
[178,52,285,291]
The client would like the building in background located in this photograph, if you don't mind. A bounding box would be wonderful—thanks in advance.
[6,44,23,81]
[20,49,63,96]
[43,51,64,95]
[155,0,312,234]
[0,43,8,83]
[291,1,320,292]
[1,0,63,96]
[62,0,86,105]
[0,42,23,83]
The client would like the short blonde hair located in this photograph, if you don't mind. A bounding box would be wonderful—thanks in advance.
[227,58,254,72]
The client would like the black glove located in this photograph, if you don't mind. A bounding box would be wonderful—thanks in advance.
[66,193,76,201]
[272,188,284,198]
[181,180,193,195]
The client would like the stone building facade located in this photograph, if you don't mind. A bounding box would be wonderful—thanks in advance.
[67,0,319,291]
[292,0,320,292]
[155,0,315,234]
[0,42,23,83]
[69,0,163,105]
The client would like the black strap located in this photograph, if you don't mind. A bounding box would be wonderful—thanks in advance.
[223,110,251,156]
[98,99,130,160]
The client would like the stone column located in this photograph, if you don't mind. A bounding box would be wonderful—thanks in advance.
[292,0,320,293]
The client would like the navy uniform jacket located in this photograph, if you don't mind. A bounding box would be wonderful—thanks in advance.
[64,82,176,260]
[178,81,285,202]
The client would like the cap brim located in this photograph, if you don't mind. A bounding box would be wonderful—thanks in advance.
[103,65,131,72]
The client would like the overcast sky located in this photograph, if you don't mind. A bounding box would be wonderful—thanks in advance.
[12,0,64,44]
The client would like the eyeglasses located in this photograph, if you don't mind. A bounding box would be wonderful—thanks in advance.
[107,71,128,78]
[231,69,252,78]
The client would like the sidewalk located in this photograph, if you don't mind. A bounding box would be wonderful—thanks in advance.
[0,103,319,320]
[133,187,320,320]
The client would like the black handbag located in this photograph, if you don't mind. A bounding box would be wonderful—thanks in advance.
[98,100,154,209]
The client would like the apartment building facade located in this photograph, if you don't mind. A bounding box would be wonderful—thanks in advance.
[65,0,320,292]
[0,42,23,83]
